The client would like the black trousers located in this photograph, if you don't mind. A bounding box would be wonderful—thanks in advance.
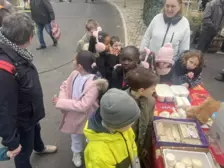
[196,29,217,52]
[14,124,45,168]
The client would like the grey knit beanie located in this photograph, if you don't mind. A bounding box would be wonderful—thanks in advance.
[100,88,140,129]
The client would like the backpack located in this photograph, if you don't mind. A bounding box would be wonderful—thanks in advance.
[0,60,16,75]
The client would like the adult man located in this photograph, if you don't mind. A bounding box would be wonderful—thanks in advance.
[30,0,57,50]
[0,0,14,26]
[197,0,224,52]
[0,12,56,168]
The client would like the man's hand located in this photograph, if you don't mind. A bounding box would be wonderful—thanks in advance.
[52,95,59,105]
[7,144,22,158]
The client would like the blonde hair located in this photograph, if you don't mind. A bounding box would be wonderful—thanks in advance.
[181,50,204,68]
[85,19,99,32]
[162,0,184,15]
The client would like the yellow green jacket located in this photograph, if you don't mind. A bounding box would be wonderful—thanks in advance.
[84,110,141,168]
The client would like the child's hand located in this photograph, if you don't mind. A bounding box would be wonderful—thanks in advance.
[52,95,59,105]
[187,72,194,79]
[182,83,189,88]
[141,148,148,158]
[7,144,22,158]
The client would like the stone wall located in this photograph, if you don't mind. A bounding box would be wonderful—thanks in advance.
[143,0,163,26]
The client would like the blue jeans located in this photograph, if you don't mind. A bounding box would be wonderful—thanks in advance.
[36,23,56,47]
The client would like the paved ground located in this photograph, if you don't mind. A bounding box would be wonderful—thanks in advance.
[0,0,124,168]
[203,52,224,101]
[108,0,146,46]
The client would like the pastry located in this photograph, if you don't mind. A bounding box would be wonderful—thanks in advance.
[156,122,165,136]
[171,125,181,142]
[159,136,175,142]
[181,97,191,107]
[159,111,170,118]
[175,96,184,108]
[178,124,191,139]
[187,125,199,139]
[192,159,203,168]
[175,162,186,168]
[177,108,187,119]
[166,153,176,167]
[181,139,201,145]
[170,112,180,119]
[181,157,192,167]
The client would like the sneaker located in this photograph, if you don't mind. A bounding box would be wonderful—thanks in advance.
[215,74,224,82]
[72,152,82,167]
[36,46,46,50]
[35,145,57,154]
[53,41,58,47]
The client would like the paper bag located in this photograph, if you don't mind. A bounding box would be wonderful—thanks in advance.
[186,97,221,124]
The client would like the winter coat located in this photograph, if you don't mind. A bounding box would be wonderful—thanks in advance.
[172,57,202,88]
[140,13,190,60]
[96,51,118,84]
[30,0,55,24]
[127,89,155,167]
[127,89,155,151]
[56,70,108,134]
[84,110,141,168]
[0,147,9,161]
[76,33,90,53]
[0,44,45,150]
[202,0,224,32]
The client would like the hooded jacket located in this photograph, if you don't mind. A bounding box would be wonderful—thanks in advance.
[56,70,108,134]
[202,0,224,32]
[0,44,45,150]
[84,110,140,168]
[30,0,55,24]
[126,89,155,151]
[140,13,190,60]
[76,33,90,53]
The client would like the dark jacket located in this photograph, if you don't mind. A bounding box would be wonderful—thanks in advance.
[0,44,45,150]
[110,66,128,90]
[202,0,224,32]
[96,52,119,84]
[30,0,55,24]
[172,57,202,88]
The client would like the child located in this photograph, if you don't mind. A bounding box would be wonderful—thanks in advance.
[110,45,140,90]
[154,43,174,83]
[126,67,159,168]
[172,50,204,88]
[53,51,108,167]
[84,88,141,168]
[110,36,122,56]
[88,30,114,83]
[76,19,101,53]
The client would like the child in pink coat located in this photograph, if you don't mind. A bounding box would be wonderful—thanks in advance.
[53,51,108,167]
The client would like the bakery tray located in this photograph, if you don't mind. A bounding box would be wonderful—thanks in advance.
[153,116,209,148]
[162,149,213,168]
